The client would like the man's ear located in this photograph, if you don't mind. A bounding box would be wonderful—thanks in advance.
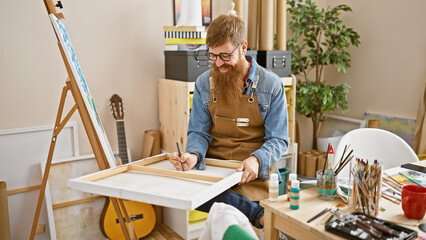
[241,40,248,55]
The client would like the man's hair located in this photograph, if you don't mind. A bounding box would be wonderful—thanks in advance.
[206,14,246,48]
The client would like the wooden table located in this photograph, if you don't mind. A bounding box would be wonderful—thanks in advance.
[260,185,426,240]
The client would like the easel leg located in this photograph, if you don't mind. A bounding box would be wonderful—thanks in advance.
[118,198,138,240]
[110,198,135,240]
[29,86,75,240]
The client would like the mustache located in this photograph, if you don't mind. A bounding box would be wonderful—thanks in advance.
[214,63,232,71]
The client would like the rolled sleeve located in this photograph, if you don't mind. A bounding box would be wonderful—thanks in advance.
[185,73,212,169]
[253,78,289,180]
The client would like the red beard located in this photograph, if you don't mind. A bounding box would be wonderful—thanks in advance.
[212,59,246,104]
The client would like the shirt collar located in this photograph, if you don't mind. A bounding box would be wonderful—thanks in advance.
[245,55,260,85]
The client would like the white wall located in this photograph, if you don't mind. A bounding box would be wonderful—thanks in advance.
[1,0,425,155]
[296,0,426,150]
[0,0,232,160]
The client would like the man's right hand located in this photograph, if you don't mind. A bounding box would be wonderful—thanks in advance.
[169,152,198,171]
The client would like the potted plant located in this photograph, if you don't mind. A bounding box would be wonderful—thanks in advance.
[287,0,361,149]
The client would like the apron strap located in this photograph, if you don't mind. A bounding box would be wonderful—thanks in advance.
[249,66,261,103]
[209,70,218,102]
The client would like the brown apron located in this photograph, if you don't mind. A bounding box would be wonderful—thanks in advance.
[206,67,274,201]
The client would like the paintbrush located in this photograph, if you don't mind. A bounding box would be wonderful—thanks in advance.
[384,172,403,187]
[322,143,330,173]
[335,155,353,175]
[176,142,185,172]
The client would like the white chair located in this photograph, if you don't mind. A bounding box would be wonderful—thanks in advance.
[334,128,419,179]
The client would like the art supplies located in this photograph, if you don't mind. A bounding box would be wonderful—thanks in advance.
[399,172,424,187]
[326,144,335,170]
[333,144,354,175]
[307,207,330,223]
[382,172,403,204]
[349,159,382,216]
[325,210,418,240]
[317,144,337,200]
[317,169,337,200]
[401,163,426,173]
[322,143,331,173]
[390,170,426,187]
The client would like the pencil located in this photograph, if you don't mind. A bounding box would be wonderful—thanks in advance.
[176,142,185,172]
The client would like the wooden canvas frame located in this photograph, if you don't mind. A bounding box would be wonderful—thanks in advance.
[69,153,243,210]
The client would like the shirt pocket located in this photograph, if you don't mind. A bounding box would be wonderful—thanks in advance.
[258,104,269,119]
[200,90,210,109]
[211,116,238,138]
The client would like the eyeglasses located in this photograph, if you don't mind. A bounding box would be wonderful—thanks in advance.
[206,42,242,62]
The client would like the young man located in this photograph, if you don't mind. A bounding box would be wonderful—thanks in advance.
[169,14,289,228]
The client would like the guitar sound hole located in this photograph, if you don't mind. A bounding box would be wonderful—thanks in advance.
[115,214,143,223]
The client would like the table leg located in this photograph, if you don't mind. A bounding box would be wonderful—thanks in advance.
[263,210,279,240]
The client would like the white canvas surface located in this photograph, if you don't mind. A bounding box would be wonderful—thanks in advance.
[69,156,242,210]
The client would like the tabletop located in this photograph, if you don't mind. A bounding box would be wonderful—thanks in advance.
[261,180,426,239]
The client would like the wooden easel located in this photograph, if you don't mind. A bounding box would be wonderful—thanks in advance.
[29,1,137,240]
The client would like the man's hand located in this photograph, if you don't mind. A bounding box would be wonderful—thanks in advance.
[236,156,260,185]
[169,152,198,171]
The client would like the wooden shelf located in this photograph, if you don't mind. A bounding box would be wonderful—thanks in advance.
[158,78,194,153]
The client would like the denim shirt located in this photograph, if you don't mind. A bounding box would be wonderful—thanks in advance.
[186,55,289,181]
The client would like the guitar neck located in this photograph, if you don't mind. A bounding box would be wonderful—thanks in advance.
[116,120,129,164]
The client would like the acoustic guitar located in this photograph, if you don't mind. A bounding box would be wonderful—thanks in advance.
[100,94,156,239]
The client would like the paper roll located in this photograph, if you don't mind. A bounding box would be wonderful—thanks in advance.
[247,0,259,50]
[298,151,307,176]
[305,154,318,177]
[0,182,11,240]
[259,0,274,50]
[276,0,287,50]
[234,0,244,19]
[176,0,202,27]
[142,130,161,158]
[317,153,326,172]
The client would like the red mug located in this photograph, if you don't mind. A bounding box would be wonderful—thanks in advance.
[401,185,426,220]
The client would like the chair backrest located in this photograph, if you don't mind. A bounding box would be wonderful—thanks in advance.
[334,128,419,179]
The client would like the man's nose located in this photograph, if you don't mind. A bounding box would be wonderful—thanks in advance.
[214,58,225,67]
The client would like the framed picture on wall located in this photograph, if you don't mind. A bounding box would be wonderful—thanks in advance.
[173,0,212,26]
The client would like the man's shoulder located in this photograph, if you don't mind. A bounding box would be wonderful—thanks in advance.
[259,68,283,89]
[195,70,211,89]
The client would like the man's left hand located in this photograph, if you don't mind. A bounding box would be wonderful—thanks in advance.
[236,156,260,185]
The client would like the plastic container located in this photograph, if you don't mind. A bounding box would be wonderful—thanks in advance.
[287,173,297,201]
[290,180,300,210]
[269,173,279,201]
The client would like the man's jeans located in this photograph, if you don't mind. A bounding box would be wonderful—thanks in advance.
[196,189,264,229]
